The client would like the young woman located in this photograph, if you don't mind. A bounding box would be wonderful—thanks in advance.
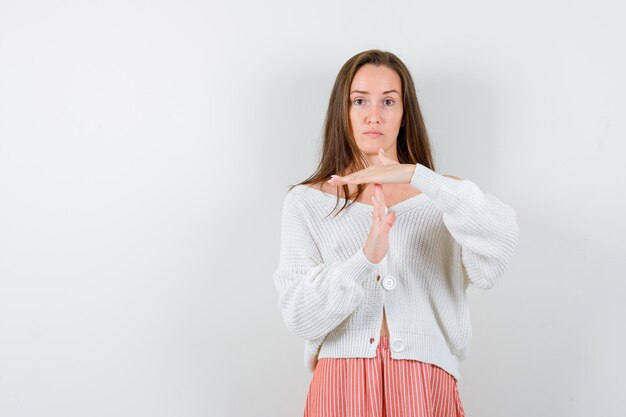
[272,49,519,417]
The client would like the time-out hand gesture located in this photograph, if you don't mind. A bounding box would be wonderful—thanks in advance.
[327,148,409,264]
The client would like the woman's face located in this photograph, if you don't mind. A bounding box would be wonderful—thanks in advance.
[349,64,403,159]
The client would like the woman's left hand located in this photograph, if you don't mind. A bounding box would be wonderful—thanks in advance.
[327,148,416,186]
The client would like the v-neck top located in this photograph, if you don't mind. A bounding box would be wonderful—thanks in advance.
[300,185,429,216]
[272,162,520,382]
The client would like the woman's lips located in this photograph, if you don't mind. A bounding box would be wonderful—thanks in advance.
[364,131,382,137]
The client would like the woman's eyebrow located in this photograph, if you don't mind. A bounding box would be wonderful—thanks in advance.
[350,89,400,95]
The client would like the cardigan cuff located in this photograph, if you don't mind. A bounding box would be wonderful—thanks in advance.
[409,163,460,212]
[345,248,379,282]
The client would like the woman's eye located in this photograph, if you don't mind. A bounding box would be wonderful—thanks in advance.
[353,98,365,105]
[384,99,394,105]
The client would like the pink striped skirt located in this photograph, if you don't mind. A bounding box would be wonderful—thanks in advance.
[304,336,465,417]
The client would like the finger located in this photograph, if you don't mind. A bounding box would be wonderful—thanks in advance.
[374,188,383,222]
[386,210,396,228]
[376,183,385,208]
[328,174,350,184]
[378,147,399,166]
[328,175,344,185]
[379,147,391,160]
[374,184,381,209]
[371,196,381,225]
[372,191,380,222]
[371,195,377,218]
[377,148,390,164]
[377,186,388,220]
[337,175,356,185]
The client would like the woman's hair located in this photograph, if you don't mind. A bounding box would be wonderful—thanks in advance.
[289,49,436,217]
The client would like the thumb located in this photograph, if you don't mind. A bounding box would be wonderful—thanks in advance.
[385,210,396,228]
[377,147,398,165]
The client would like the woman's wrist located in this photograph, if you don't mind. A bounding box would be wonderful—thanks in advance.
[402,164,417,183]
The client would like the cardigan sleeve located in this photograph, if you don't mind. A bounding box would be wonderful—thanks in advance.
[272,191,379,340]
[409,163,520,289]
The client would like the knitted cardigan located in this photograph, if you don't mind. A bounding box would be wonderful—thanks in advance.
[272,163,519,381]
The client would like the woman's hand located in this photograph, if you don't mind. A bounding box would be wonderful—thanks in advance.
[328,147,399,264]
[327,148,415,186]
[364,183,395,264]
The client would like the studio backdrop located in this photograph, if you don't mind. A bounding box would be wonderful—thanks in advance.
[0,1,624,416]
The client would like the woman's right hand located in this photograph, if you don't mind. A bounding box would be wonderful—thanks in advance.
[363,184,396,264]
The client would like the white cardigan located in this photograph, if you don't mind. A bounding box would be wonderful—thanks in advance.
[272,163,520,381]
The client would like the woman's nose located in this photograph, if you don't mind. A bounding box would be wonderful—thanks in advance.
[368,108,381,124]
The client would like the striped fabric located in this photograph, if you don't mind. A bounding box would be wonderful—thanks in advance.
[304,336,465,417]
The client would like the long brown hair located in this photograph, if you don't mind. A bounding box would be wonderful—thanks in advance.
[289,49,436,217]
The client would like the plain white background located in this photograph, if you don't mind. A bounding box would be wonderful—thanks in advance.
[1,1,624,416]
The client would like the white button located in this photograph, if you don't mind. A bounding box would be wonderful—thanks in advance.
[392,339,405,352]
[382,276,396,290]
